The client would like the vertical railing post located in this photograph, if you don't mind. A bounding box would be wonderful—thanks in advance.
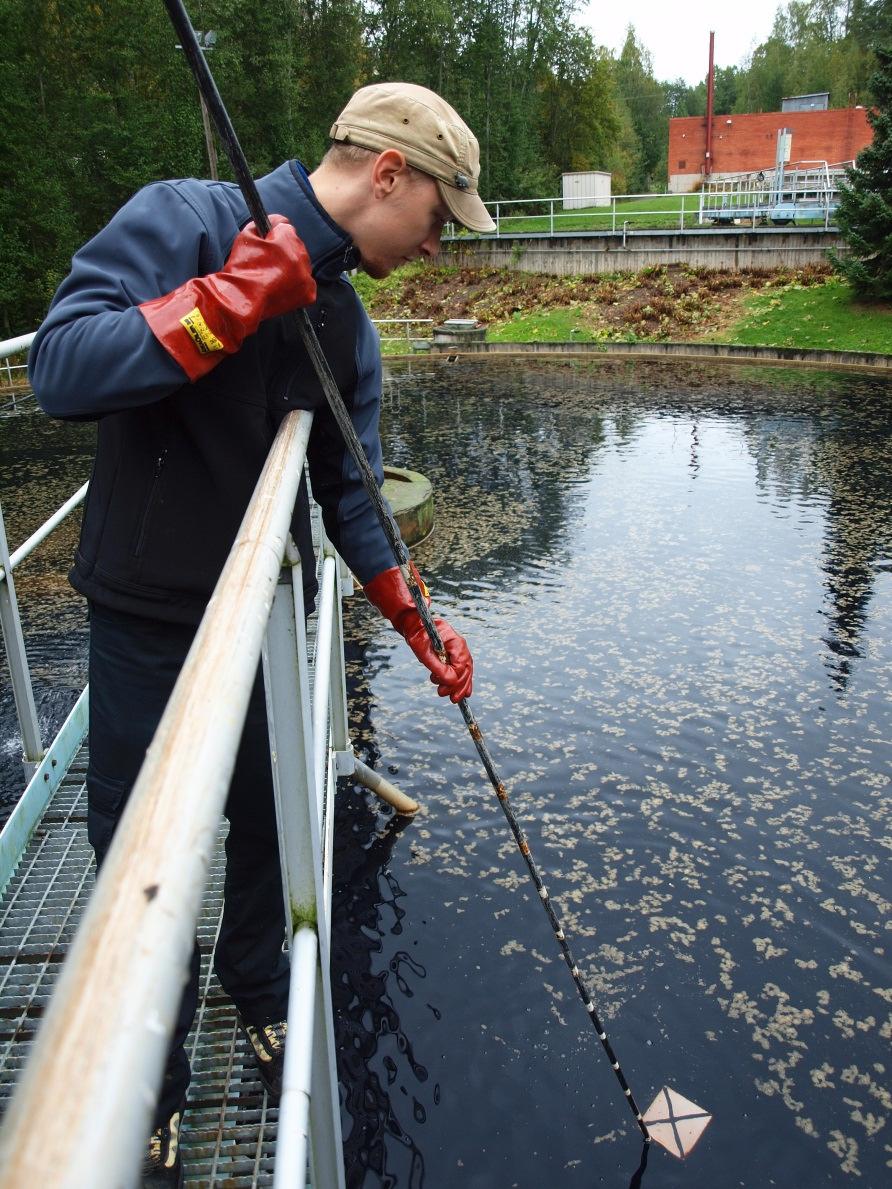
[325,541,352,762]
[307,554,347,1189]
[324,540,353,911]
[274,926,317,1188]
[0,501,43,782]
[495,202,500,238]
[312,556,337,819]
[263,544,346,1189]
[263,556,317,945]
[263,563,317,1187]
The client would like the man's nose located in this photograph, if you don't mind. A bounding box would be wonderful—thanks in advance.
[419,227,443,259]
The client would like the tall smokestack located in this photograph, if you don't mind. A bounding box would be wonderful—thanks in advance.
[705,31,715,178]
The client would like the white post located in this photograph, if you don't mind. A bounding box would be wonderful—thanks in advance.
[263,553,345,1189]
[308,557,347,1189]
[309,947,343,1189]
[325,543,351,762]
[273,926,318,1189]
[262,562,317,943]
[312,556,337,819]
[0,501,43,782]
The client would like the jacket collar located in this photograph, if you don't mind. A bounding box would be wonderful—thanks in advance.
[256,161,360,279]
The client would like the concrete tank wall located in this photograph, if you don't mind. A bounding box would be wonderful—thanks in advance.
[439,228,844,275]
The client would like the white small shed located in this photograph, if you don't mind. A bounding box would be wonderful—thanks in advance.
[561,171,611,210]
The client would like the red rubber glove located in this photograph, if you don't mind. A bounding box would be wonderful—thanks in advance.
[364,564,473,703]
[139,215,316,381]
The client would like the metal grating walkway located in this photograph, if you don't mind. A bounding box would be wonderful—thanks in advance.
[0,744,292,1184]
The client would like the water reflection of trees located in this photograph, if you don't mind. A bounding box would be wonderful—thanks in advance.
[333,643,430,1189]
[332,797,428,1189]
[336,357,892,1183]
[380,360,611,580]
[383,358,892,692]
[739,376,892,692]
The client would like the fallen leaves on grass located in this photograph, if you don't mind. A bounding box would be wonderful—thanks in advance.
[359,263,835,343]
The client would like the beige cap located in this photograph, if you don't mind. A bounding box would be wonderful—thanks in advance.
[330,82,496,234]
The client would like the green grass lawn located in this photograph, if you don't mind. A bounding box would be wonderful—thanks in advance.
[719,277,892,353]
[479,278,892,352]
[486,306,607,343]
[358,264,891,356]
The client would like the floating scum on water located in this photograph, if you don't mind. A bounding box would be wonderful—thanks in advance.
[164,0,713,1157]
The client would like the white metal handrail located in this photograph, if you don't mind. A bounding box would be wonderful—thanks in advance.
[443,186,848,239]
[0,332,36,410]
[0,331,91,837]
[697,159,852,227]
[0,332,36,360]
[0,406,348,1187]
[447,192,702,238]
[372,317,434,348]
[0,331,88,782]
[0,483,88,584]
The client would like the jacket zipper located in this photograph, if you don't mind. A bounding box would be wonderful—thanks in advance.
[133,449,168,558]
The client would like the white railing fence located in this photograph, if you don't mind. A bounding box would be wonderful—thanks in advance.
[372,317,434,349]
[443,182,847,240]
[0,331,361,1186]
[0,333,81,784]
[0,332,35,411]
[447,192,702,238]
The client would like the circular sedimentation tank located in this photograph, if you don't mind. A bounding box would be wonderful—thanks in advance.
[381,465,434,546]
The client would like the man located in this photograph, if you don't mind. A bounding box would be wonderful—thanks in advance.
[29,81,494,1185]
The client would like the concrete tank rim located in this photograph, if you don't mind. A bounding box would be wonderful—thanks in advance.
[383,341,892,373]
[382,465,435,547]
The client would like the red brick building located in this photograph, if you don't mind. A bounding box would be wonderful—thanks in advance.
[667,107,873,192]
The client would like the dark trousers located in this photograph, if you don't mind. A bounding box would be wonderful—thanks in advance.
[86,602,290,1127]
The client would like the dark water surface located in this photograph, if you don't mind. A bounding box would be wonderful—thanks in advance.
[2,358,890,1186]
[336,358,891,1189]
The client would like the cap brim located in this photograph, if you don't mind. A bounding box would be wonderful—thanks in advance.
[437,180,496,233]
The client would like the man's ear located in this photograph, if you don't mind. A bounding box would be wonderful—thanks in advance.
[371,149,409,198]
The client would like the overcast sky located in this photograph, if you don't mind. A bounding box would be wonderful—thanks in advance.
[580,2,785,86]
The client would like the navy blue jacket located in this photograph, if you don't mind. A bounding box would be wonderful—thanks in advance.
[29,162,395,623]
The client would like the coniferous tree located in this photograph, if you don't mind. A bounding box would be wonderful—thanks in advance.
[614,27,666,191]
[833,43,892,300]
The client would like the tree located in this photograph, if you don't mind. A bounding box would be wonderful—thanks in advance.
[0,0,203,334]
[537,30,620,182]
[833,43,892,299]
[614,26,667,190]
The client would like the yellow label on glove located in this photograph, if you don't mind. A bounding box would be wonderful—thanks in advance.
[180,308,224,355]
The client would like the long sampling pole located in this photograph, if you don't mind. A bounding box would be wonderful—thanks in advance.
[163,0,663,1146]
